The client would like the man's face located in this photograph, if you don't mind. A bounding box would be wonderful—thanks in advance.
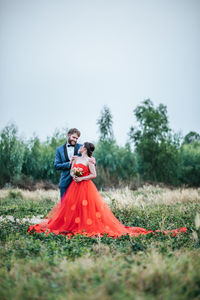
[68,133,79,145]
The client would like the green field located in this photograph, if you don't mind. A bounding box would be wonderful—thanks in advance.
[0,186,200,300]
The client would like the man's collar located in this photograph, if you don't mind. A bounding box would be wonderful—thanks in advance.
[66,142,75,147]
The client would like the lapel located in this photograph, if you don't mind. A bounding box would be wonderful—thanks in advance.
[63,143,70,162]
[74,143,78,155]
[63,143,79,161]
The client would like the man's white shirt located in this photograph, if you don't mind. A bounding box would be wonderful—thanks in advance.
[66,143,75,161]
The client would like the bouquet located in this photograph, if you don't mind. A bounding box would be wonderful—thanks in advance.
[71,167,84,177]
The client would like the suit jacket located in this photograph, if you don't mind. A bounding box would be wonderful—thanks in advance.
[54,143,82,188]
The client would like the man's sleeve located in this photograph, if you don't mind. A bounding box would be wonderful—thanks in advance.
[54,148,71,170]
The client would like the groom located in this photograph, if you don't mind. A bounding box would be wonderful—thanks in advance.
[54,128,82,200]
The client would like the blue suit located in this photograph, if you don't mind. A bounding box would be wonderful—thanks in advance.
[54,143,82,199]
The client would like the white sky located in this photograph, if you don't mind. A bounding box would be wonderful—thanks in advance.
[0,0,199,145]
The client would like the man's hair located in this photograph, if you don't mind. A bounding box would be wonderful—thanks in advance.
[67,128,81,137]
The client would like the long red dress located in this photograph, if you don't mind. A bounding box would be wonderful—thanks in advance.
[27,163,187,238]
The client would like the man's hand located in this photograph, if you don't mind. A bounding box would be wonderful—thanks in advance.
[70,155,78,164]
[88,156,96,165]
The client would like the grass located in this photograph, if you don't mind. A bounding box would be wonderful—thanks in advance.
[0,186,200,300]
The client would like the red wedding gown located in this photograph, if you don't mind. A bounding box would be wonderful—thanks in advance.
[27,163,187,238]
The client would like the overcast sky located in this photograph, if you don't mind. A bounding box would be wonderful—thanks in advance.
[0,0,199,145]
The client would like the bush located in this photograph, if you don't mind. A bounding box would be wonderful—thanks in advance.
[178,142,200,186]
[0,124,25,187]
[129,99,181,185]
[93,141,137,189]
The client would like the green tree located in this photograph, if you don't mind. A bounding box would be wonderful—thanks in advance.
[183,131,200,144]
[95,106,137,188]
[97,106,114,142]
[129,99,180,184]
[178,142,200,186]
[0,123,25,187]
[22,128,67,183]
[94,140,137,189]
[38,129,67,183]
[22,136,42,179]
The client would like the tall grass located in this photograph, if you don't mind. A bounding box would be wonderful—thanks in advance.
[0,186,200,299]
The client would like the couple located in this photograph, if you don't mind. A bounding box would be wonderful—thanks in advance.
[28,128,187,238]
[54,128,96,201]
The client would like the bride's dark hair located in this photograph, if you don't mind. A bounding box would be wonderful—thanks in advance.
[84,142,95,157]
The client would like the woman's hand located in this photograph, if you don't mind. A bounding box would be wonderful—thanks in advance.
[73,176,83,183]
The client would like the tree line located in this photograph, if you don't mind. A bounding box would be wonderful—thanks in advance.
[0,99,200,189]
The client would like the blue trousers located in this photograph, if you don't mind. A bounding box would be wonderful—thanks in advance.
[60,187,67,202]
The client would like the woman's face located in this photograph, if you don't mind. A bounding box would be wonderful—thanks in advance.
[79,145,86,154]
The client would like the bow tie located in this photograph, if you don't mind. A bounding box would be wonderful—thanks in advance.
[67,144,75,147]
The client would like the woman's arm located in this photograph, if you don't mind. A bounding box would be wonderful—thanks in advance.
[74,161,96,182]
[70,158,78,178]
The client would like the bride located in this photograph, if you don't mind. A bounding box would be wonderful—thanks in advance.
[28,142,187,237]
